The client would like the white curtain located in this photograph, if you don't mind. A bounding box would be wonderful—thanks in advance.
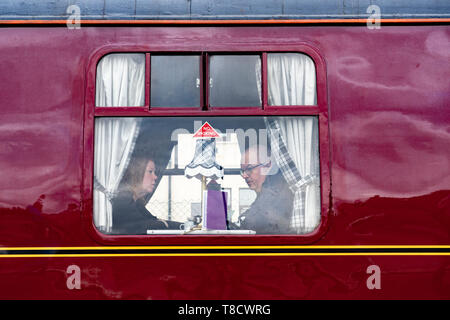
[261,53,320,233]
[277,118,320,232]
[94,53,144,232]
[96,53,145,107]
[267,53,316,106]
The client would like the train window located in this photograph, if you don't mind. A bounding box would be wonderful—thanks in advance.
[92,50,323,238]
[151,55,201,108]
[95,53,145,107]
[209,55,261,107]
[267,53,317,106]
[93,116,321,235]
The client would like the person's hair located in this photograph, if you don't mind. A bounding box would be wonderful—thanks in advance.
[120,156,156,201]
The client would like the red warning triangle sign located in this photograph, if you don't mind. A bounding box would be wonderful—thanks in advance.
[193,121,220,138]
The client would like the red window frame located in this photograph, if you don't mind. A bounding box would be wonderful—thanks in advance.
[83,40,331,246]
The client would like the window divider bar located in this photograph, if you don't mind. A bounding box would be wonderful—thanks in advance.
[262,52,268,110]
[145,53,150,109]
[203,52,209,110]
[199,53,205,110]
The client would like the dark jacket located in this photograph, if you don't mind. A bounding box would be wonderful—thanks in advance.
[238,172,294,234]
[111,190,181,235]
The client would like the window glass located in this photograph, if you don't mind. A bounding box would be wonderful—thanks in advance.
[151,55,201,107]
[209,55,261,107]
[267,53,317,106]
[94,116,321,235]
[96,53,145,107]
[239,188,257,215]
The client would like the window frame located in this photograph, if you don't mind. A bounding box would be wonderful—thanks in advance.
[83,40,330,246]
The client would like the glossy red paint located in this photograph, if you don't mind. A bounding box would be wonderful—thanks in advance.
[0,25,449,299]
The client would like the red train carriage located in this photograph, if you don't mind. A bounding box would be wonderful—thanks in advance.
[0,0,449,299]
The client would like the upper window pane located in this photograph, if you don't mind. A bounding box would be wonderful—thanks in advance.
[209,55,261,107]
[96,53,145,107]
[267,53,316,106]
[151,55,200,108]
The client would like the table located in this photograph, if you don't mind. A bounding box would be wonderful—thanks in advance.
[147,229,256,235]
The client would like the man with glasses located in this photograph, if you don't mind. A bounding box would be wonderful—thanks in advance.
[234,144,294,234]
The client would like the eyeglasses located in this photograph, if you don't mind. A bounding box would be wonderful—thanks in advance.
[240,162,269,176]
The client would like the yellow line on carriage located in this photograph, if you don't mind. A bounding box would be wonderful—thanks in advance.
[1,245,450,251]
[1,252,450,258]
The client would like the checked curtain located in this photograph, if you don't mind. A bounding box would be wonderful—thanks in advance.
[259,53,321,233]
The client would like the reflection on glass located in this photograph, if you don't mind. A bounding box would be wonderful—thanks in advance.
[151,55,200,107]
[209,55,261,107]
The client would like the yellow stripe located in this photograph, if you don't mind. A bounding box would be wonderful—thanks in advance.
[0,245,449,258]
[1,252,450,258]
[1,245,450,250]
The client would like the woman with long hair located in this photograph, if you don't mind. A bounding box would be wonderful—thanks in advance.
[111,155,181,234]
